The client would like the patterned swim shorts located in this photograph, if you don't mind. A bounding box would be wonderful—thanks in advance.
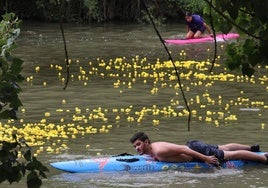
[186,140,224,161]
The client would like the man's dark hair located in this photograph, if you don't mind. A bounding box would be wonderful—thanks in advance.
[185,12,192,17]
[130,132,150,143]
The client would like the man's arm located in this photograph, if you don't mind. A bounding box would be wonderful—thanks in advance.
[204,23,213,36]
[186,25,190,32]
[182,146,219,165]
[154,143,219,165]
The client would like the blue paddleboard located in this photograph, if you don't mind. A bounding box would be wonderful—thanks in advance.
[51,152,265,173]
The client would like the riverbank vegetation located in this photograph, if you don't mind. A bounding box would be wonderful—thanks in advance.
[0,0,203,23]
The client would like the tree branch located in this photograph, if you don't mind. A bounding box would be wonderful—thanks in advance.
[56,0,70,90]
[203,0,263,41]
[208,0,217,73]
[142,0,192,131]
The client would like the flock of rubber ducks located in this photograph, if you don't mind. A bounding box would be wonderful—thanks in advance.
[1,50,267,156]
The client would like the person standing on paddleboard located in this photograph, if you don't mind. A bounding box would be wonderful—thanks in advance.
[185,12,213,39]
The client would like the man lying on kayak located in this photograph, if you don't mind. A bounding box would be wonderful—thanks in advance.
[130,132,268,165]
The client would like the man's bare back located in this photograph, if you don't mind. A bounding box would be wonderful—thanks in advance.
[150,142,194,162]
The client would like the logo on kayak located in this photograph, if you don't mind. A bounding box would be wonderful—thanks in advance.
[162,165,169,170]
[123,164,155,172]
[225,161,236,168]
[92,157,109,170]
[161,165,179,171]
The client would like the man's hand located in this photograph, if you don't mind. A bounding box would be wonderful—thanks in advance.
[205,155,220,166]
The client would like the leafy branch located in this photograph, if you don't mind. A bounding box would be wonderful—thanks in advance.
[0,13,49,187]
[203,0,263,40]
[203,0,268,77]
[0,135,49,187]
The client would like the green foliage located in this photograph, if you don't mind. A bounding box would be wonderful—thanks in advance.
[0,135,49,187]
[139,3,166,25]
[83,0,102,22]
[170,0,206,14]
[0,13,49,187]
[0,13,24,120]
[3,0,207,23]
[203,0,268,77]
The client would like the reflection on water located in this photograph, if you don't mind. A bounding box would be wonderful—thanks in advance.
[4,22,268,187]
[51,170,229,187]
[50,168,262,188]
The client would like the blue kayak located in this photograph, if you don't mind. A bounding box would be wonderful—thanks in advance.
[50,152,266,173]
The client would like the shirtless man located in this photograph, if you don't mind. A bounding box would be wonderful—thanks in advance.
[130,132,268,165]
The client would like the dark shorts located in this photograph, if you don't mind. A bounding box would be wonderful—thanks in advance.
[191,26,206,34]
[186,140,224,161]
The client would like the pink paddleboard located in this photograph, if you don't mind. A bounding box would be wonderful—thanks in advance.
[165,33,239,45]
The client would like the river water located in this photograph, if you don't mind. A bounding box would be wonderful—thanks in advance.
[1,22,268,187]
